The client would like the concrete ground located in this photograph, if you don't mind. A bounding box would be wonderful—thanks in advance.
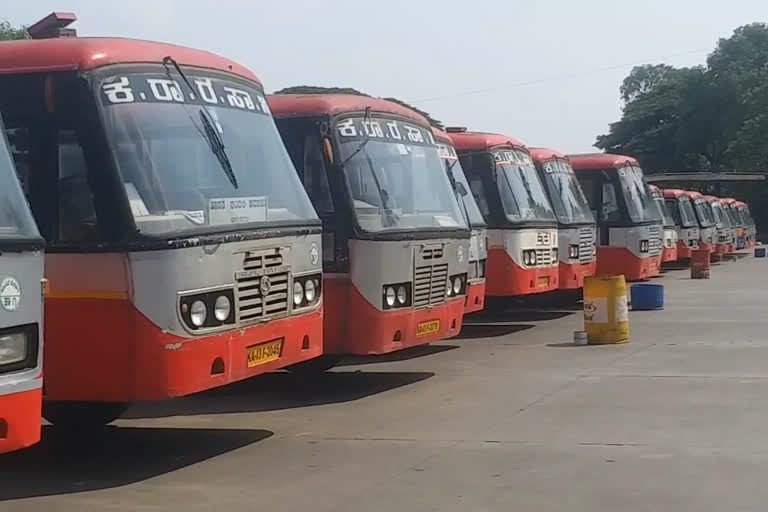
[1,254,766,511]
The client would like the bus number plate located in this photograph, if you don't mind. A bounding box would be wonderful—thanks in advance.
[537,276,550,287]
[416,320,440,337]
[246,338,283,367]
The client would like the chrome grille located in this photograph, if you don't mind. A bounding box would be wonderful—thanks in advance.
[578,227,594,264]
[413,264,448,307]
[236,248,290,324]
[421,246,444,260]
[648,225,662,255]
[535,248,553,267]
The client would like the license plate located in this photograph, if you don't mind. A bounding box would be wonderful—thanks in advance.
[537,276,550,287]
[246,338,283,367]
[416,320,440,337]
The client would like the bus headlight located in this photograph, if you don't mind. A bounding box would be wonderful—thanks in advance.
[190,300,207,327]
[293,281,304,306]
[446,274,467,297]
[552,248,558,261]
[569,245,579,259]
[453,276,462,295]
[214,295,231,322]
[397,285,407,305]
[383,282,411,309]
[522,249,537,266]
[639,240,649,253]
[385,286,396,307]
[304,279,316,303]
[0,332,26,366]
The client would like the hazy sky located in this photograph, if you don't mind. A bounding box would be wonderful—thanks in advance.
[7,1,767,152]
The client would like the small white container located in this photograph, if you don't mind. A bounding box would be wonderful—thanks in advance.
[573,330,588,346]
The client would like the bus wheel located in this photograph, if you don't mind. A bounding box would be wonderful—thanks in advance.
[285,355,342,374]
[43,401,129,429]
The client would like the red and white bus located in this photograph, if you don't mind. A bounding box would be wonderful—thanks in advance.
[703,195,735,255]
[568,154,662,281]
[719,198,745,250]
[735,201,755,248]
[270,95,469,371]
[448,129,559,296]
[0,22,324,426]
[649,185,678,263]
[685,191,716,253]
[434,129,487,313]
[663,189,700,259]
[530,148,596,289]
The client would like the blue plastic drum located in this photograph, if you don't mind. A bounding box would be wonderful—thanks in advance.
[630,283,664,311]
[755,247,766,258]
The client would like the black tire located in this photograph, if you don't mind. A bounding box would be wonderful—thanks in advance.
[285,355,342,374]
[43,401,129,429]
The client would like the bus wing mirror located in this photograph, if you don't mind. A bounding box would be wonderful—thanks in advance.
[455,181,469,197]
[323,137,334,164]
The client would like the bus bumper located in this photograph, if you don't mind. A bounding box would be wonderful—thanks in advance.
[0,381,42,453]
[595,247,660,281]
[662,246,678,262]
[464,280,486,313]
[44,300,323,401]
[485,249,558,296]
[558,260,596,290]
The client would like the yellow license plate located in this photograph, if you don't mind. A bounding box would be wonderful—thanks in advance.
[246,338,283,367]
[537,276,550,287]
[416,320,441,337]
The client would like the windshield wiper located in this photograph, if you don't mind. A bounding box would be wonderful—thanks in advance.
[163,56,238,190]
[341,107,372,167]
[361,150,399,227]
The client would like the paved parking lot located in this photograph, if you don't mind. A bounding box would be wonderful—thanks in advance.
[2,255,766,511]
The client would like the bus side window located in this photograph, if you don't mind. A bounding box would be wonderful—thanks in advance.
[601,182,620,222]
[57,130,99,243]
[469,176,491,219]
[303,134,334,215]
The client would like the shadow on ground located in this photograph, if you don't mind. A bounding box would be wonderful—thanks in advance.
[339,344,459,365]
[0,426,272,501]
[466,309,576,323]
[125,370,435,419]
[455,323,535,339]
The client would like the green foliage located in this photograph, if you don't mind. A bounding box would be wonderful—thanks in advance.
[597,22,768,233]
[273,85,443,129]
[0,20,29,41]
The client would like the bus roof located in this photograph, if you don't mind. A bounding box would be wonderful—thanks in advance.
[720,197,737,205]
[648,184,660,193]
[447,130,527,153]
[568,153,639,171]
[0,37,260,82]
[529,147,566,162]
[702,195,721,203]
[432,126,452,144]
[685,191,704,200]
[735,200,747,208]
[267,94,428,124]
[663,188,688,199]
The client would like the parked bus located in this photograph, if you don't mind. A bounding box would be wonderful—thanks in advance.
[719,198,745,250]
[686,192,716,252]
[0,117,43,452]
[0,24,323,426]
[735,201,755,248]
[269,94,469,371]
[567,154,662,281]
[433,128,487,313]
[529,148,596,289]
[663,189,700,259]
[446,129,559,296]
[648,185,678,263]
[703,196,734,255]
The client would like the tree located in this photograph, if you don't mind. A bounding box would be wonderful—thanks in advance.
[273,85,443,129]
[0,21,29,41]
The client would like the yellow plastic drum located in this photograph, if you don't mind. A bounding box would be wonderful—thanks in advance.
[583,275,629,344]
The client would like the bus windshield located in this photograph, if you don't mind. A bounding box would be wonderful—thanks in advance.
[711,202,730,228]
[337,116,467,233]
[0,128,38,241]
[437,143,486,228]
[678,197,697,227]
[96,69,318,237]
[651,191,674,227]
[540,158,594,225]
[693,199,715,227]
[618,166,660,223]
[493,149,556,223]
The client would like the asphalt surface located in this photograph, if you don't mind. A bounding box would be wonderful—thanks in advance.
[2,253,766,511]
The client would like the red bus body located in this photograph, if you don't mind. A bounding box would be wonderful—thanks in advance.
[568,154,663,281]
[685,191,716,253]
[648,185,678,263]
[663,189,700,259]
[703,195,735,255]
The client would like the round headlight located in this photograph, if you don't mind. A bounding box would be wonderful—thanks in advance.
[305,279,316,303]
[453,276,461,295]
[190,300,207,327]
[530,252,537,265]
[523,252,529,265]
[214,295,231,322]
[385,287,396,307]
[293,281,304,306]
[397,285,407,304]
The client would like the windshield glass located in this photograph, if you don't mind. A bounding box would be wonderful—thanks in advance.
[617,165,660,223]
[0,129,38,241]
[437,142,485,227]
[650,190,674,227]
[336,115,466,232]
[693,198,715,227]
[539,158,594,224]
[96,69,317,236]
[736,207,749,226]
[678,197,697,227]
[711,202,730,228]
[493,149,556,222]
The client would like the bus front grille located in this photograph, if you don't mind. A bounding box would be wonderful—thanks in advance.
[236,248,290,324]
[535,248,553,267]
[413,264,448,307]
[578,227,594,263]
[648,225,662,255]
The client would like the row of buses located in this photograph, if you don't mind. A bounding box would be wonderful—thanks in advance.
[0,14,757,453]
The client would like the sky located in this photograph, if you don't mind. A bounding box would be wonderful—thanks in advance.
[7,0,767,152]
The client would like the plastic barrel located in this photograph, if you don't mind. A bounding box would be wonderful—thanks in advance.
[583,275,629,344]
[691,249,711,279]
[630,283,664,311]
[755,247,766,258]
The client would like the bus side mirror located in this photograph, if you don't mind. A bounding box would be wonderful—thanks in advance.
[322,137,334,164]
[455,181,468,197]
